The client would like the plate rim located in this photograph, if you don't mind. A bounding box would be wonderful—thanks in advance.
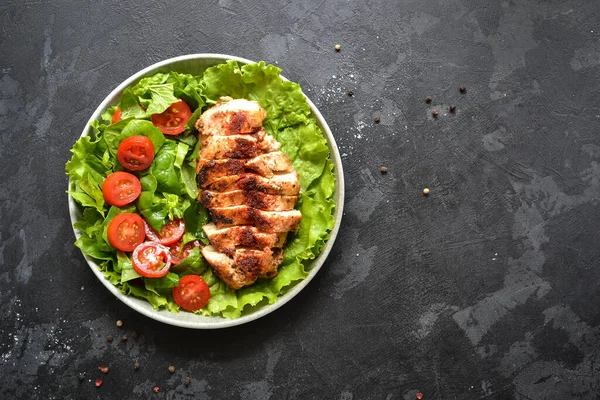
[68,53,345,329]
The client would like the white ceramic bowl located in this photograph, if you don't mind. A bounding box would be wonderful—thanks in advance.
[68,54,345,329]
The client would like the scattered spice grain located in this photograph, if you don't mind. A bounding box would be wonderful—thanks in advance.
[380,167,388,174]
[347,90,353,96]
[375,115,380,123]
[449,104,456,113]
[153,387,160,393]
[95,379,103,387]
[425,96,432,103]
[133,361,140,370]
[98,366,109,374]
[423,188,430,195]
[184,376,191,386]
[168,365,176,373]
[432,109,439,117]
[335,44,341,52]
[459,84,466,93]
[116,320,123,328]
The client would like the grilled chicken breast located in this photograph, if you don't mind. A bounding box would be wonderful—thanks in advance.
[196,97,302,289]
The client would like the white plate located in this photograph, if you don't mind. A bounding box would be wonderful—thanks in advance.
[68,54,345,329]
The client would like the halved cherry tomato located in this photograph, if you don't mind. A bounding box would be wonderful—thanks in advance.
[111,108,122,124]
[107,213,145,252]
[173,275,210,311]
[151,100,191,135]
[144,218,185,246]
[102,171,142,207]
[132,241,172,278]
[117,135,155,171]
[169,240,201,265]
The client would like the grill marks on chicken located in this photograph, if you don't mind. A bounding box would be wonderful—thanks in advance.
[196,97,301,290]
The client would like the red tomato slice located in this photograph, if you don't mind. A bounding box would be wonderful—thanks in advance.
[117,135,155,171]
[169,240,201,265]
[107,213,145,252]
[132,242,172,278]
[144,218,185,246]
[173,275,210,311]
[111,108,122,124]
[102,171,142,207]
[151,100,191,135]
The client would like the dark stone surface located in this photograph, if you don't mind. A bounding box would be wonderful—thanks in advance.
[2,0,600,398]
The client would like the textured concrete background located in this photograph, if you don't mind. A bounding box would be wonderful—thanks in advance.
[2,0,600,398]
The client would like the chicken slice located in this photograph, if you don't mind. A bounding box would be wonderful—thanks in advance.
[196,151,293,188]
[200,133,280,160]
[195,97,266,137]
[201,190,298,211]
[201,245,283,289]
[203,223,287,255]
[196,158,245,186]
[244,151,293,178]
[217,171,300,196]
[208,206,302,233]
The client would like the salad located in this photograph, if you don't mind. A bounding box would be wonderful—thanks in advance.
[66,60,336,319]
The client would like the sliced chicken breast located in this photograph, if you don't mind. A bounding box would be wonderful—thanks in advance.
[201,190,298,211]
[196,97,302,290]
[195,97,266,137]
